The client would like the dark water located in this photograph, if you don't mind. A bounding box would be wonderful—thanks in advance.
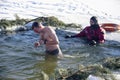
[0,30,120,80]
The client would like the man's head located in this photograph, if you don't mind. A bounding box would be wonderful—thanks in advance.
[32,22,44,33]
[90,16,98,26]
[32,22,40,29]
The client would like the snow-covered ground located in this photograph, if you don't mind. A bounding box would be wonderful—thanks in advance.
[0,0,120,41]
[0,0,120,26]
[0,0,120,42]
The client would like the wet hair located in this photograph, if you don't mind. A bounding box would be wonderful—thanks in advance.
[90,16,98,24]
[32,22,40,29]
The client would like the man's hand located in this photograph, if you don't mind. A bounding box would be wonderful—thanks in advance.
[34,40,46,48]
[34,42,40,48]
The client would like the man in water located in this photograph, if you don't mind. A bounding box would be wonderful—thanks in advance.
[65,16,105,46]
[32,22,63,60]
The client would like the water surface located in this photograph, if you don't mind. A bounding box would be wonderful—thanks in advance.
[0,30,120,80]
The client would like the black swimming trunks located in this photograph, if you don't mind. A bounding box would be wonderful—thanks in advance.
[46,49,59,55]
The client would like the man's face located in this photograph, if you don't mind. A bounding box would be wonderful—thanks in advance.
[33,27,40,33]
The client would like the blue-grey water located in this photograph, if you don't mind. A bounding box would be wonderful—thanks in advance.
[0,30,120,80]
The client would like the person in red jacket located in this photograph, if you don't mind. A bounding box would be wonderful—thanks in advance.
[65,16,105,46]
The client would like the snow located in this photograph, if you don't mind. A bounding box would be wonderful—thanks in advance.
[0,0,120,42]
[81,0,120,17]
[0,0,120,25]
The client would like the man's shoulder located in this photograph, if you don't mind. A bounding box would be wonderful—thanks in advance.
[45,26,52,29]
[45,26,51,30]
[45,26,56,34]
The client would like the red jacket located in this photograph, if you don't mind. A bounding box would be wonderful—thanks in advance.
[74,26,105,43]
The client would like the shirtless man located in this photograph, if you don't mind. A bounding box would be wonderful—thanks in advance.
[32,22,63,59]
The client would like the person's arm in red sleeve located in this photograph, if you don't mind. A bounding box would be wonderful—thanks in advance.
[98,28,105,44]
[72,27,89,38]
[65,29,86,38]
[65,27,89,38]
[73,30,85,37]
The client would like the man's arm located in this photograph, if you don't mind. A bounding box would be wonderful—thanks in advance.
[34,35,44,47]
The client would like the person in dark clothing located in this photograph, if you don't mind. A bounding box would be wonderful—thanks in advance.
[65,16,105,46]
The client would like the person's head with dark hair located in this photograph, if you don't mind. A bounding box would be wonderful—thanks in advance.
[32,21,44,33]
[32,22,40,29]
[90,16,98,24]
[90,16,99,29]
